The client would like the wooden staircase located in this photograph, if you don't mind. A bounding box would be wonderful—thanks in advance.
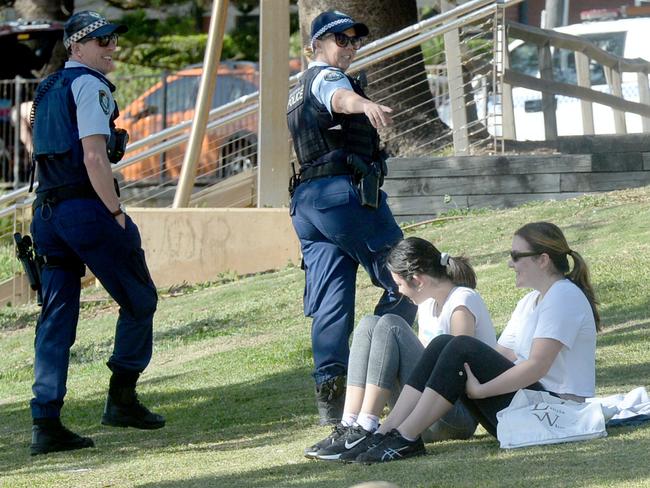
[385,134,650,222]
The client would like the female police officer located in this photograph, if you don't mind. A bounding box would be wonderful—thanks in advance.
[28,11,164,455]
[287,10,417,426]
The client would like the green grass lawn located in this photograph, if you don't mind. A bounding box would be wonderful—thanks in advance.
[1,187,649,488]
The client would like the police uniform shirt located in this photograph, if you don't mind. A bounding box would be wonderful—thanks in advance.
[308,61,353,115]
[66,60,114,139]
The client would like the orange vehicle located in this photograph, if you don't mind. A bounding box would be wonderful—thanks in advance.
[118,61,261,182]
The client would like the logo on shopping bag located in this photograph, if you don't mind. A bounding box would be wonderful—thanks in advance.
[532,403,560,426]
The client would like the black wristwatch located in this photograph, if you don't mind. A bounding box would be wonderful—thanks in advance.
[111,203,125,218]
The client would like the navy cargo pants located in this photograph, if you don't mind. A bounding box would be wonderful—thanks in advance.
[290,175,417,385]
[30,198,158,419]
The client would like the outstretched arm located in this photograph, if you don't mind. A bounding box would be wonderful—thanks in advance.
[331,88,393,128]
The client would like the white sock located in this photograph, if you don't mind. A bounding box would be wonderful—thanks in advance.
[356,413,380,432]
[341,412,358,427]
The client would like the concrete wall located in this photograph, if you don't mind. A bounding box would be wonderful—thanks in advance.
[128,208,300,287]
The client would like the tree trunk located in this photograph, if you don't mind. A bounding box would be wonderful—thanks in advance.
[298,0,448,156]
[13,0,73,76]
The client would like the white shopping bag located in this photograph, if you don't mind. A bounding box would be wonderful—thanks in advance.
[496,389,607,449]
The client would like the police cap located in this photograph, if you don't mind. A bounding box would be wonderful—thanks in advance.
[63,11,128,49]
[310,10,369,47]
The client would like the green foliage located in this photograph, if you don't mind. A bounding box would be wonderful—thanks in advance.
[118,34,209,70]
[112,1,301,70]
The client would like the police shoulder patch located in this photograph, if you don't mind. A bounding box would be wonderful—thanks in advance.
[98,90,110,115]
[324,71,345,82]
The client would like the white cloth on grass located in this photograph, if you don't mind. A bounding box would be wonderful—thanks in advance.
[587,386,650,422]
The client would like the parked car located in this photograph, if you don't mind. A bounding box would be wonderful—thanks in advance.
[118,59,302,183]
[118,61,260,182]
[508,16,650,140]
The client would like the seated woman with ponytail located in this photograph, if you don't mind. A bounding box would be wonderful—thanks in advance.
[304,237,497,461]
[353,222,600,464]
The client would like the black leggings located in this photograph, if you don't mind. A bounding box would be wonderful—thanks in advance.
[406,334,545,437]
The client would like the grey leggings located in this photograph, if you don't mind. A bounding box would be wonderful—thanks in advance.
[348,314,478,441]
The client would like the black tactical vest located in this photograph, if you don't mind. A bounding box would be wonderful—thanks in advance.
[287,65,380,169]
[32,66,120,193]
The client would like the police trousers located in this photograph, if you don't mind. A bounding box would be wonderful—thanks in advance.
[290,175,417,385]
[30,198,158,419]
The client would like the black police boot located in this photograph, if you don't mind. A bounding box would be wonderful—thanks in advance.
[30,417,94,456]
[315,375,346,426]
[101,371,165,430]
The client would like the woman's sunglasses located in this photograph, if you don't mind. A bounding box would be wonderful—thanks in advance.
[509,251,540,262]
[327,32,363,49]
[83,33,119,47]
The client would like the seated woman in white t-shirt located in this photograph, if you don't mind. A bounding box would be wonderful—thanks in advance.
[304,237,497,461]
[353,221,600,464]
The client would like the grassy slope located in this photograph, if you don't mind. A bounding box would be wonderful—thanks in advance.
[0,187,649,488]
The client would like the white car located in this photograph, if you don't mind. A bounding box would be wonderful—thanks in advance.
[508,17,650,140]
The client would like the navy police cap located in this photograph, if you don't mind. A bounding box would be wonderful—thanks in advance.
[64,10,127,48]
[310,10,369,46]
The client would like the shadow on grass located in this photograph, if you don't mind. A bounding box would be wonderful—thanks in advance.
[597,361,650,390]
[130,428,650,488]
[597,321,650,348]
[0,364,315,475]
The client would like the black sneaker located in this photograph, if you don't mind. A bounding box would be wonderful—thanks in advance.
[316,425,372,461]
[354,429,425,464]
[101,390,165,430]
[30,419,95,456]
[339,431,385,462]
[304,423,348,459]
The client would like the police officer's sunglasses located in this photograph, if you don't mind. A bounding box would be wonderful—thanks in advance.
[326,32,363,49]
[83,33,119,47]
[509,251,540,262]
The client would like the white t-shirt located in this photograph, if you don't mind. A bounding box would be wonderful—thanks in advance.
[66,61,115,139]
[417,287,497,348]
[308,60,352,115]
[498,279,597,397]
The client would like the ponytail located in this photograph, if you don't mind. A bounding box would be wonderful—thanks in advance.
[567,249,601,331]
[446,256,477,289]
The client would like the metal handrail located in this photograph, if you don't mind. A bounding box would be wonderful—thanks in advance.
[1,0,521,208]
[114,103,258,172]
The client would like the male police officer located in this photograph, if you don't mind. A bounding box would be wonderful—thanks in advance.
[29,11,163,455]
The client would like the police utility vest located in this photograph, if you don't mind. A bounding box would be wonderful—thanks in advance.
[32,66,120,193]
[287,66,380,169]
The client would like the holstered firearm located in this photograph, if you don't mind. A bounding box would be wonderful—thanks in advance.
[289,162,299,197]
[14,233,43,305]
[347,153,381,209]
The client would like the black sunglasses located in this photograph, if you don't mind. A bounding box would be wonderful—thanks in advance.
[510,251,540,262]
[83,33,119,47]
[327,32,363,49]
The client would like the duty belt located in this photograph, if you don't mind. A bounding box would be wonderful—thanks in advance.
[33,185,99,212]
[299,160,353,182]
